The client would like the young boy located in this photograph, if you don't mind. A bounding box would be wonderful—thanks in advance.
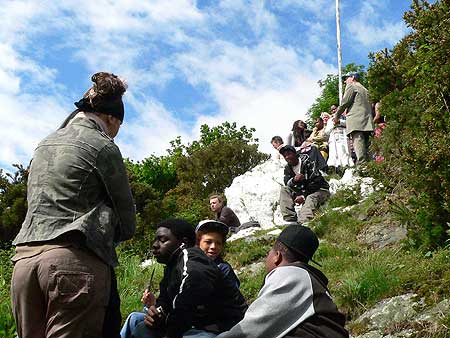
[196,220,240,288]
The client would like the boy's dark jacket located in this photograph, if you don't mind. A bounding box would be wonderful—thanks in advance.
[283,153,329,197]
[156,246,247,338]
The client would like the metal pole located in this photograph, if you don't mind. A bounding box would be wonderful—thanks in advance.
[336,0,343,103]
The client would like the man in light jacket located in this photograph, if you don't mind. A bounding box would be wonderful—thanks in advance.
[215,225,348,338]
[334,72,374,164]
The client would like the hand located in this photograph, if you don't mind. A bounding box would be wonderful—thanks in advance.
[293,174,304,182]
[294,195,305,205]
[144,305,164,327]
[141,289,156,307]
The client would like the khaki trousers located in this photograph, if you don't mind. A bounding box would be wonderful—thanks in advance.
[280,185,330,224]
[350,131,371,164]
[11,246,110,338]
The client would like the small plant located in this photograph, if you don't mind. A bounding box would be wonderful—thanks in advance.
[336,253,400,319]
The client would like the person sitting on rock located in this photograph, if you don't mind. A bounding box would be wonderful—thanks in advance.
[210,194,241,233]
[215,225,349,338]
[306,117,329,160]
[196,220,240,289]
[121,218,247,338]
[278,145,330,224]
[270,135,285,160]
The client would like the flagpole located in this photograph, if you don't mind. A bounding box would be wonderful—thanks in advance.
[336,0,343,103]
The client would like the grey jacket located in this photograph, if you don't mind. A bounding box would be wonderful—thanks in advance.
[336,82,374,135]
[13,116,136,267]
[216,263,348,338]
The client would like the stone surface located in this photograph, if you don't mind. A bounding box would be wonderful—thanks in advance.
[351,293,450,338]
[357,222,408,249]
[353,293,418,330]
[225,159,286,229]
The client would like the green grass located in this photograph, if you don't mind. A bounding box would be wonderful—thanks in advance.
[115,250,165,318]
[1,188,449,337]
[0,248,15,338]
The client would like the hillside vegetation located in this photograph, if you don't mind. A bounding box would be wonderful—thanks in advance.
[0,0,449,337]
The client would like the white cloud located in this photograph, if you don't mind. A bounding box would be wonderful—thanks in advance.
[2,0,388,169]
[347,1,408,47]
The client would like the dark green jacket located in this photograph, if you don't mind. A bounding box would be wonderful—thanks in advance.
[13,116,136,266]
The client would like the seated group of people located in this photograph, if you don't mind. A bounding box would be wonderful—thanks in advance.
[120,219,349,338]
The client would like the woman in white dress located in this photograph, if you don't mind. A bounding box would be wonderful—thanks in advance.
[323,107,354,170]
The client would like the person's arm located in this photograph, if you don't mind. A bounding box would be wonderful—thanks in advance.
[286,132,294,146]
[97,142,136,241]
[216,266,315,338]
[335,85,356,120]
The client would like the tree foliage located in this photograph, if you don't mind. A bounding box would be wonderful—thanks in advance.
[0,165,28,246]
[366,0,450,249]
[307,63,367,122]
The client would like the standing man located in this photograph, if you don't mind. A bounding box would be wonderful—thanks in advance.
[11,72,136,338]
[279,145,330,224]
[216,225,348,338]
[209,194,241,232]
[334,72,374,164]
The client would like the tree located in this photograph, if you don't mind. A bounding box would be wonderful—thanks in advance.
[0,165,28,246]
[366,0,450,249]
[163,122,269,223]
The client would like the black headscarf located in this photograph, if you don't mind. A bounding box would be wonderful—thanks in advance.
[74,72,127,122]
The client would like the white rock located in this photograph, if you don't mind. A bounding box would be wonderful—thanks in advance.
[225,159,286,229]
[225,161,376,233]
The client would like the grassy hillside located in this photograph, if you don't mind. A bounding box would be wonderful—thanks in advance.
[1,180,449,337]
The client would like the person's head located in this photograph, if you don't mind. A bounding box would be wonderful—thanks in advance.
[195,220,229,259]
[265,225,319,272]
[152,219,196,264]
[209,194,224,213]
[330,105,338,114]
[315,117,324,130]
[271,136,284,150]
[343,72,360,85]
[279,145,299,166]
[320,112,331,124]
[74,72,127,138]
[292,120,306,132]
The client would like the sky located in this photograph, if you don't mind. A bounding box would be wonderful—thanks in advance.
[0,0,414,171]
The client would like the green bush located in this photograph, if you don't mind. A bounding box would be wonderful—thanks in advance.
[366,0,450,249]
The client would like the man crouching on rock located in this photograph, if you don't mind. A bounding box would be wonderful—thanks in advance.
[279,145,330,224]
[215,225,349,338]
[129,219,247,338]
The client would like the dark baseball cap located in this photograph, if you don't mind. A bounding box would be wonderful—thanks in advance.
[342,72,360,81]
[277,225,320,265]
[279,144,297,155]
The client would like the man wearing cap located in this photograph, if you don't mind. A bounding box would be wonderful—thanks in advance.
[334,72,374,164]
[130,218,247,338]
[216,225,349,338]
[11,72,136,338]
[278,145,330,224]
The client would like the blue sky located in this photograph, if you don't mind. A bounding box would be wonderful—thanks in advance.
[0,0,413,171]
